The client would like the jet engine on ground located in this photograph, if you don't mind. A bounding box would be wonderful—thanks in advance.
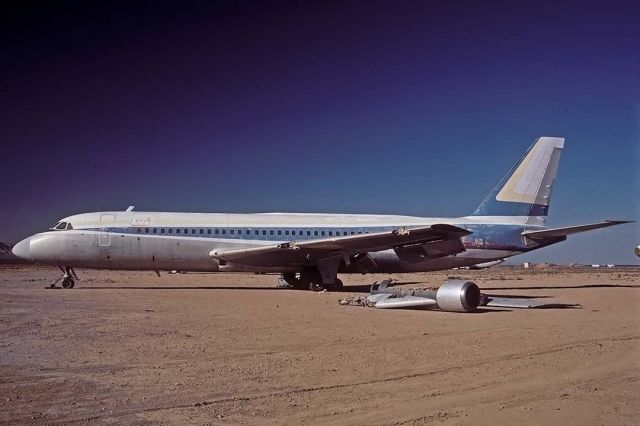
[340,279,482,312]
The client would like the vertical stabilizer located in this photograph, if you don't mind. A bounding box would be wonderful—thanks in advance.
[470,136,564,225]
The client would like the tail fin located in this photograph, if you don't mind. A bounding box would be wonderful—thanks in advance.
[470,136,564,225]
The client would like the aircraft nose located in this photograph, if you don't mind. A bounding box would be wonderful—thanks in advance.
[12,238,31,261]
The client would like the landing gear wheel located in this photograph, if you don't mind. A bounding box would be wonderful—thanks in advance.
[331,278,344,291]
[62,278,75,289]
[300,269,326,292]
[278,273,300,288]
[308,281,326,292]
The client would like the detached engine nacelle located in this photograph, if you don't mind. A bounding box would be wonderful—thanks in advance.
[435,280,481,312]
[365,279,482,312]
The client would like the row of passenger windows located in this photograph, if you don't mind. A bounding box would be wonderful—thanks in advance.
[135,227,365,237]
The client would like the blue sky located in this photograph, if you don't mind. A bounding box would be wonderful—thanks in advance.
[1,1,638,264]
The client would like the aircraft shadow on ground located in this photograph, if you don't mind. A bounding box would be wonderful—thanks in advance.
[78,286,285,291]
[76,281,425,293]
[72,286,583,310]
[483,293,553,299]
[484,284,640,290]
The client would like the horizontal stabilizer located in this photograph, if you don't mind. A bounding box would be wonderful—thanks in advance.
[522,220,633,241]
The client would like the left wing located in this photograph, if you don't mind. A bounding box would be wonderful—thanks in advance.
[210,224,471,267]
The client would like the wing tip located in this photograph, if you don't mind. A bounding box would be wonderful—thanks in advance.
[605,219,635,224]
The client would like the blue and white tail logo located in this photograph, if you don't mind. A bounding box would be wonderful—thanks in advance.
[471,136,564,225]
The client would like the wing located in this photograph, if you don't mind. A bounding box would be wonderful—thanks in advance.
[210,224,471,268]
[522,220,633,241]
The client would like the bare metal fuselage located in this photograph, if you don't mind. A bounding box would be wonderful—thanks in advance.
[19,211,528,274]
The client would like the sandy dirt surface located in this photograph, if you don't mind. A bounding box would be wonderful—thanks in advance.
[1,265,639,425]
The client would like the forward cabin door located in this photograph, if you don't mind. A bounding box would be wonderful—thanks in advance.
[99,214,116,247]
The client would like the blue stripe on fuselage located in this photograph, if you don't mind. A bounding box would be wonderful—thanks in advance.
[82,223,532,251]
[473,201,548,217]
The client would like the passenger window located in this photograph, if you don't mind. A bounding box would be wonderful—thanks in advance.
[270,230,274,235]
[153,228,157,234]
[161,228,165,234]
[215,229,219,234]
[137,228,142,233]
[200,229,204,234]
[262,230,267,235]
[230,229,234,235]
[145,228,149,233]
[277,230,282,235]
[328,231,333,236]
[335,231,340,236]
[314,231,318,236]
[169,229,173,234]
[351,231,355,235]
[321,231,325,236]
[222,229,226,235]
[307,231,311,236]
[285,230,289,235]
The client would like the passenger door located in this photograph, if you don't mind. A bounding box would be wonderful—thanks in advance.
[99,214,116,247]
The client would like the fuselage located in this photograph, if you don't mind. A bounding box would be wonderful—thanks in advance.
[14,211,543,273]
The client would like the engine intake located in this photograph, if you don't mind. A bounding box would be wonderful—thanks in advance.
[435,280,481,312]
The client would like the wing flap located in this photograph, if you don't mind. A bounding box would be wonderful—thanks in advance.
[483,296,581,309]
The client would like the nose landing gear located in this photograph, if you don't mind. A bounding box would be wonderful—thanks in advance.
[61,276,75,289]
[48,266,78,289]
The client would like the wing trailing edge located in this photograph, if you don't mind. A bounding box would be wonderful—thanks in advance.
[210,224,471,267]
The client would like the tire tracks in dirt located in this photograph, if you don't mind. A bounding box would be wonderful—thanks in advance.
[57,333,639,424]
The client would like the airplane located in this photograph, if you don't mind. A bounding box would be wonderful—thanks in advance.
[12,136,632,311]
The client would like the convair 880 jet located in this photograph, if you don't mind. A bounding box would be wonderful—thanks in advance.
[12,137,631,308]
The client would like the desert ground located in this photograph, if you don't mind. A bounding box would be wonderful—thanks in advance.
[1,265,638,425]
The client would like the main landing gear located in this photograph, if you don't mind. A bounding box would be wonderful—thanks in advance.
[49,266,78,289]
[277,270,343,292]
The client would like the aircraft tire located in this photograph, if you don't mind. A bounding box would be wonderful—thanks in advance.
[281,273,300,287]
[331,278,344,291]
[308,281,325,292]
[301,269,325,292]
[62,278,75,289]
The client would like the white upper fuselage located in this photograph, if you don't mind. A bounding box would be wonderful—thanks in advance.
[14,211,535,273]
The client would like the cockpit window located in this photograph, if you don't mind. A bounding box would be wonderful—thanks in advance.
[50,221,73,231]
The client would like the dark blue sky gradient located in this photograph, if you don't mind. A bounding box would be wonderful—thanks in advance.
[2,1,638,263]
